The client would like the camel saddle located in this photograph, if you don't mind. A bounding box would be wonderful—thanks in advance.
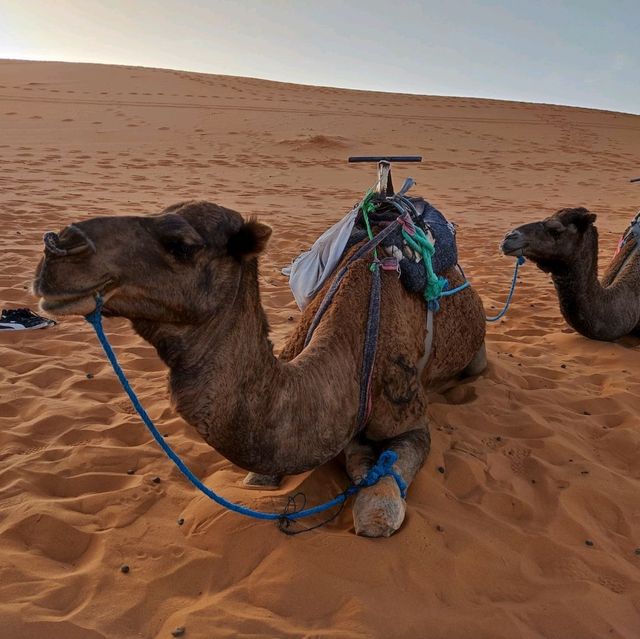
[345,196,459,296]
[285,192,458,310]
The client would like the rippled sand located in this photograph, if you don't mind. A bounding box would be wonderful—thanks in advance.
[1,59,639,638]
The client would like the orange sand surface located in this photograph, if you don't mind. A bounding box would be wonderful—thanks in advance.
[1,60,639,639]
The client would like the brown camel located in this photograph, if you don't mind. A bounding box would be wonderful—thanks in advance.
[501,207,640,341]
[33,201,486,537]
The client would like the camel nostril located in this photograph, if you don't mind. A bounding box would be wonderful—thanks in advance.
[43,225,96,256]
[43,232,68,256]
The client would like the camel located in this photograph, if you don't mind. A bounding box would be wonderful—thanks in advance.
[501,207,640,341]
[33,200,486,537]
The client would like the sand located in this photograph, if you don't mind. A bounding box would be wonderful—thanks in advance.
[0,59,639,638]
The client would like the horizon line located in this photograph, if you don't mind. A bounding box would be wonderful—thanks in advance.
[3,56,639,119]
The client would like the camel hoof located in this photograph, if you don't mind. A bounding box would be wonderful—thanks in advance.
[352,476,406,537]
[242,472,281,490]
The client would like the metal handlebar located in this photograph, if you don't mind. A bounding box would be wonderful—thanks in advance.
[348,156,422,163]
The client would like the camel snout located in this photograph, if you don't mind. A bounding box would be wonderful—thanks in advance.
[500,229,527,256]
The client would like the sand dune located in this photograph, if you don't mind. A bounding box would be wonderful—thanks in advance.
[1,60,639,638]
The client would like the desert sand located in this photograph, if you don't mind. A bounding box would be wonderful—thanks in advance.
[0,59,639,638]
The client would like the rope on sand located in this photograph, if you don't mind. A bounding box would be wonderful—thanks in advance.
[85,295,406,533]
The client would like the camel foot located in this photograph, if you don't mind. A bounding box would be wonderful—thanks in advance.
[242,472,282,490]
[352,476,406,537]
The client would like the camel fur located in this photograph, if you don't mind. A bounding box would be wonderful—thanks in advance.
[33,201,486,537]
[502,207,640,341]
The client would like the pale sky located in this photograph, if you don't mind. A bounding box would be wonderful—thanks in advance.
[1,0,638,114]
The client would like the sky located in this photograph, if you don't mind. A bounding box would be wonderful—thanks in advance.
[1,0,639,114]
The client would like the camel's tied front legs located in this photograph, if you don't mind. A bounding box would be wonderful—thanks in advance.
[345,427,431,537]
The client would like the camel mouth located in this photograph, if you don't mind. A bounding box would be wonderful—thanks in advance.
[37,279,117,316]
[500,236,528,257]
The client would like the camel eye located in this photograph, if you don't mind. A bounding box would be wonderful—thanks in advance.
[545,221,565,237]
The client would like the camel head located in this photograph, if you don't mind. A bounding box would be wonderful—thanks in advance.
[33,201,272,322]
[501,207,597,272]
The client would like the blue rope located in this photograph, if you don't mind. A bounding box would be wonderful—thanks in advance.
[434,257,524,322]
[84,298,406,524]
[385,196,523,320]
[440,280,471,297]
[485,256,525,322]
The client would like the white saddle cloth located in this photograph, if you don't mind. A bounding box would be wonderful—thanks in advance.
[282,205,359,310]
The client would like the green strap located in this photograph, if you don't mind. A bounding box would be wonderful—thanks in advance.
[401,227,447,302]
[361,191,379,271]
[360,192,446,299]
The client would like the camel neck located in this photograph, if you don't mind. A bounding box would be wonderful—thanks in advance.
[133,259,363,476]
[550,230,639,340]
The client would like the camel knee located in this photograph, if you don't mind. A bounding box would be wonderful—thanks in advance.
[349,428,428,536]
[383,426,431,486]
[353,476,406,538]
[344,435,377,483]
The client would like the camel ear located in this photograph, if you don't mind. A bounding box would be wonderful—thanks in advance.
[155,213,205,261]
[228,219,272,260]
[565,208,597,233]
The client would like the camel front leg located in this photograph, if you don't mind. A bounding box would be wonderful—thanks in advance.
[346,426,431,537]
[344,435,378,483]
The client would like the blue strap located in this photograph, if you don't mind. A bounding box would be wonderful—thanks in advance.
[437,256,524,322]
[355,449,407,496]
[440,280,471,297]
[84,299,407,524]
[485,256,525,322]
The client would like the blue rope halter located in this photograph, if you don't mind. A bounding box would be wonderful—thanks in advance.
[485,255,525,322]
[84,296,407,525]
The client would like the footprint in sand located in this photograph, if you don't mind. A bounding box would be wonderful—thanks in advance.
[2,514,92,565]
[503,446,532,474]
[597,575,627,594]
[441,384,478,405]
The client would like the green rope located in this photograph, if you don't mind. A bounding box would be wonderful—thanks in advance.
[361,190,379,271]
[401,227,448,303]
[359,191,446,299]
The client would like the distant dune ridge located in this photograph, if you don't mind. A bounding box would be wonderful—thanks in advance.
[1,59,639,638]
